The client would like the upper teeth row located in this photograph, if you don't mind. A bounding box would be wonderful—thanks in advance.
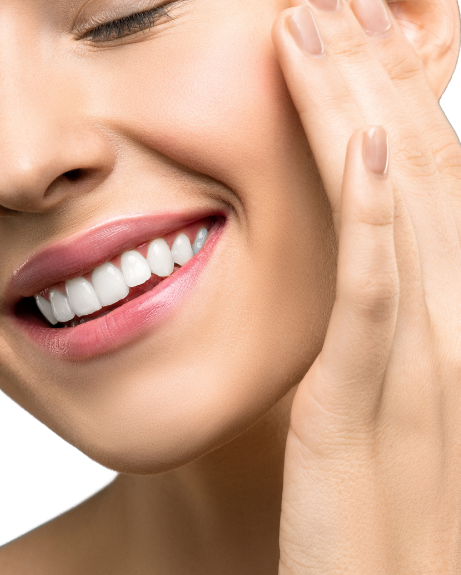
[34,228,208,326]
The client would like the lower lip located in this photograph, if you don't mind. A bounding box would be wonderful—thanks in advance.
[11,220,225,360]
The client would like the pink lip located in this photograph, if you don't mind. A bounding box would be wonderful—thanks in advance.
[7,212,226,360]
[7,211,225,300]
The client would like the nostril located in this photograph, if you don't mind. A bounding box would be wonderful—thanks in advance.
[43,167,99,202]
[63,169,83,182]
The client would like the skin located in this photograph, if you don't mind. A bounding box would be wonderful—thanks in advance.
[0,0,460,573]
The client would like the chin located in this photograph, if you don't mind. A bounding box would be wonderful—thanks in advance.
[47,326,320,475]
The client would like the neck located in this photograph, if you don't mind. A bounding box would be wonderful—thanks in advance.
[94,387,295,575]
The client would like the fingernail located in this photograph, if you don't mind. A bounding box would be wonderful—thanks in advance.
[351,0,392,36]
[309,0,341,12]
[288,6,325,57]
[363,126,389,176]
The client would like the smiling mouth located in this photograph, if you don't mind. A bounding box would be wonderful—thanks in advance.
[7,212,225,359]
[17,217,215,329]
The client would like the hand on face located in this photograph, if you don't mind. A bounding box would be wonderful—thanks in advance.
[272,0,461,572]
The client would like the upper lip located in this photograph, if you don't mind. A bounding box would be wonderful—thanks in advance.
[6,209,223,305]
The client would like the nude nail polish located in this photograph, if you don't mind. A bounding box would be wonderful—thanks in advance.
[309,0,341,12]
[288,6,325,57]
[364,126,389,176]
[352,0,392,36]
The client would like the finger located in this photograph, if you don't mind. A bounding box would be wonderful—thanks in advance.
[348,0,461,310]
[348,0,461,251]
[272,6,366,232]
[279,128,398,574]
[292,127,398,447]
[352,0,454,135]
[286,0,452,231]
[272,2,460,307]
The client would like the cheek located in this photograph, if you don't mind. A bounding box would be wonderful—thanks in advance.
[81,6,304,194]
[3,4,337,471]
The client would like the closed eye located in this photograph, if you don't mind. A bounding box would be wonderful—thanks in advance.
[81,4,172,42]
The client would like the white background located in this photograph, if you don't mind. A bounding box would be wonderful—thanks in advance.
[1,16,461,547]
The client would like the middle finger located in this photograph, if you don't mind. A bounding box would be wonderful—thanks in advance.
[272,0,461,304]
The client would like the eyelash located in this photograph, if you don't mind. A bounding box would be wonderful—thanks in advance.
[83,4,172,42]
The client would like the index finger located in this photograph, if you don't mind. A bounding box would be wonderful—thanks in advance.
[272,4,366,231]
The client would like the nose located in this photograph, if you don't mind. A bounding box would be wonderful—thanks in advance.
[0,121,114,213]
[0,48,114,213]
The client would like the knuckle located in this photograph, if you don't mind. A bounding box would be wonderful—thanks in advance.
[434,139,461,180]
[299,89,356,120]
[385,52,424,84]
[393,133,438,178]
[344,270,399,321]
[356,203,394,228]
[312,90,356,113]
[330,35,368,60]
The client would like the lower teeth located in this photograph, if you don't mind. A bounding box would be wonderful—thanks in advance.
[54,267,178,328]
[32,224,211,328]
[67,309,112,328]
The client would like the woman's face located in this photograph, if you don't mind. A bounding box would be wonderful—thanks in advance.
[0,0,336,472]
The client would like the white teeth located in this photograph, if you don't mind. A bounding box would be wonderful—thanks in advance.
[147,238,174,277]
[65,277,102,317]
[36,226,210,325]
[171,233,194,266]
[49,290,75,323]
[35,295,58,325]
[121,251,151,288]
[92,263,129,307]
[192,228,208,255]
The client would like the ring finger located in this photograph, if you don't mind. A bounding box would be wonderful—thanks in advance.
[271,0,461,304]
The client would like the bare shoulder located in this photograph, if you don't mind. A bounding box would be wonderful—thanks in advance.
[0,478,123,575]
[0,515,67,575]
